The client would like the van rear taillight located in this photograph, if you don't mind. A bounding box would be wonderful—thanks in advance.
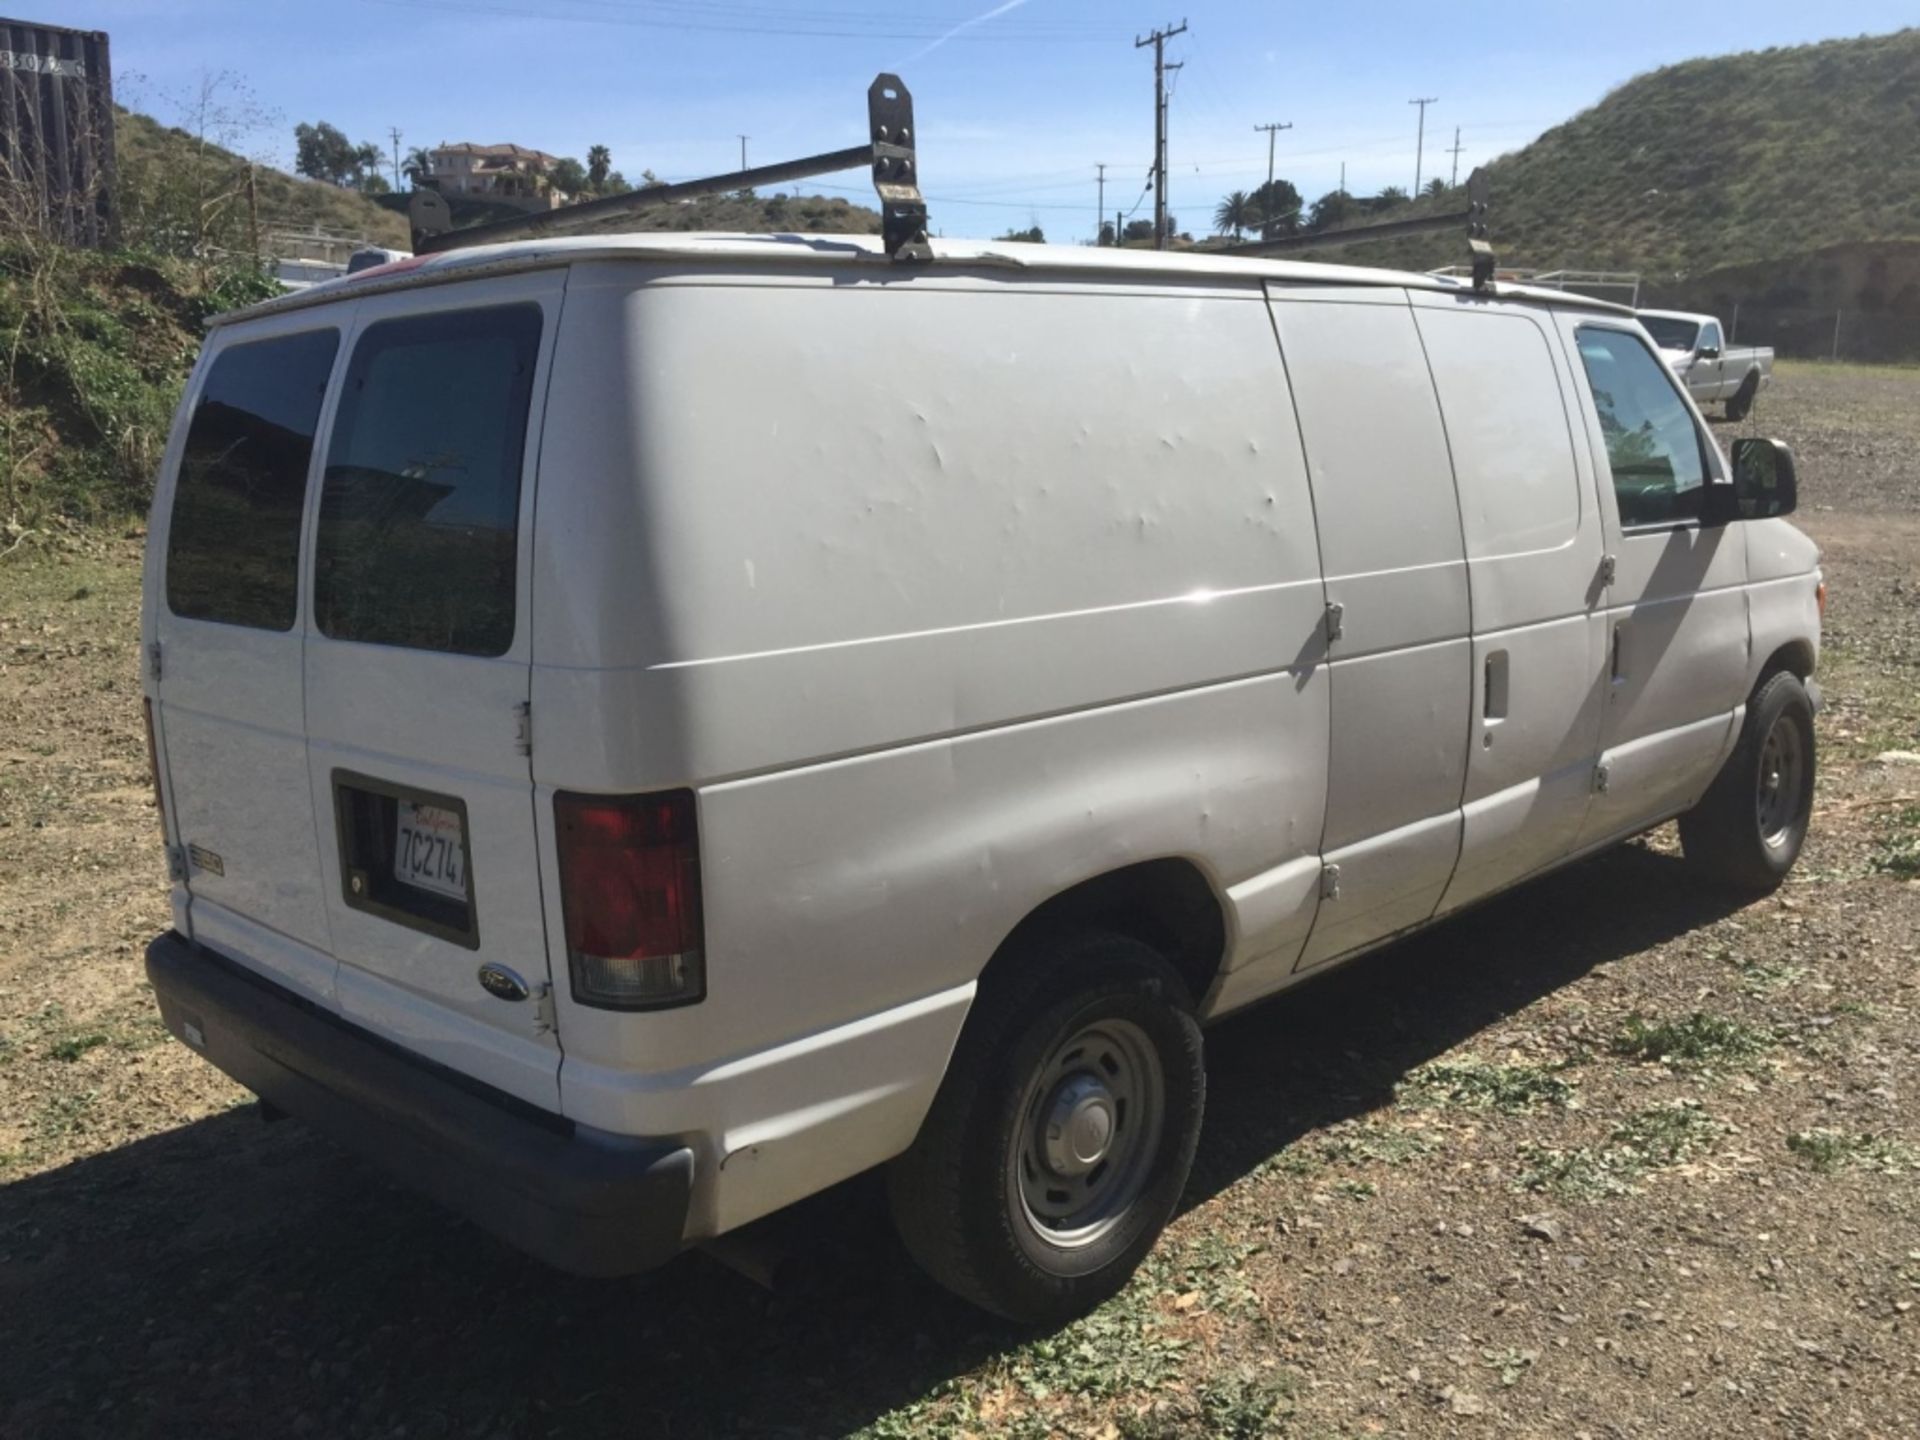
[141,698,166,832]
[554,790,705,1009]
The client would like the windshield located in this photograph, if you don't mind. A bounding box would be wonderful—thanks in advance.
[1640,315,1701,352]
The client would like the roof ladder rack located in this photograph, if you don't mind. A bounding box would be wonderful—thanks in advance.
[409,73,932,262]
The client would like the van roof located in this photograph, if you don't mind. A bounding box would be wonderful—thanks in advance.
[210,231,1637,328]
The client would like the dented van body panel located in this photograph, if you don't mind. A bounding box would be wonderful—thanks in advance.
[140,235,1821,1269]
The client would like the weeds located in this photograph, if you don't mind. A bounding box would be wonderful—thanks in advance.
[1611,1012,1770,1067]
[1398,1055,1576,1112]
[1519,1101,1727,1199]
[1869,806,1920,879]
[1786,1129,1918,1175]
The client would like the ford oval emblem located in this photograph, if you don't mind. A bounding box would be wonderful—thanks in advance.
[477,963,530,1002]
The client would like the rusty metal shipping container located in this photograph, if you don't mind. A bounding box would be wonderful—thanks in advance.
[0,17,116,247]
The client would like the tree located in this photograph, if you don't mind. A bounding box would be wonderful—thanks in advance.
[1098,220,1116,246]
[1250,178,1302,236]
[1122,218,1155,243]
[402,146,434,189]
[587,144,612,191]
[602,171,633,196]
[1424,177,1449,200]
[356,171,391,196]
[293,122,384,188]
[1308,188,1357,231]
[550,157,588,197]
[997,225,1044,243]
[294,121,357,184]
[1213,190,1254,238]
[1374,185,1410,208]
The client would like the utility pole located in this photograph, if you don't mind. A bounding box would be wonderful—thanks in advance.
[1095,163,1107,244]
[1447,126,1464,188]
[1252,120,1292,231]
[737,134,750,171]
[1136,19,1188,250]
[389,126,403,190]
[1408,96,1437,194]
[1339,160,1346,195]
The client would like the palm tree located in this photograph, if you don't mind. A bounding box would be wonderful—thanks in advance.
[402,146,434,189]
[1424,177,1449,200]
[1376,185,1410,208]
[587,145,612,191]
[1213,190,1255,239]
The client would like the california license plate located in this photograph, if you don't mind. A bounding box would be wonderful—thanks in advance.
[394,802,467,901]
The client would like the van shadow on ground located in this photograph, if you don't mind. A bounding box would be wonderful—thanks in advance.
[1,842,1745,1440]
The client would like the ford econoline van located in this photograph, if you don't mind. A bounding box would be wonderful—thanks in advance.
[140,234,1821,1323]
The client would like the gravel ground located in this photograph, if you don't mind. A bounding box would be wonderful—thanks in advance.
[1,361,1917,1439]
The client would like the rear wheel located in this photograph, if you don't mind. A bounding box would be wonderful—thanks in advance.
[1679,670,1816,892]
[887,932,1204,1325]
[1725,373,1758,421]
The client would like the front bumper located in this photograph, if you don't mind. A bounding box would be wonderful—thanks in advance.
[145,931,693,1277]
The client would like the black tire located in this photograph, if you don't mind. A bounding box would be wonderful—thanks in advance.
[1679,670,1816,893]
[1725,373,1758,421]
[887,931,1204,1325]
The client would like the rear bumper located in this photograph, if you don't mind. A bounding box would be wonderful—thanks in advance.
[145,931,693,1277]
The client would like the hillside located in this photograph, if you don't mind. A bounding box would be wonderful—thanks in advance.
[1320,29,1920,279]
[114,110,409,250]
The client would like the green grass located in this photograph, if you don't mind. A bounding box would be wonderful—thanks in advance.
[1611,1012,1771,1067]
[1397,1055,1577,1112]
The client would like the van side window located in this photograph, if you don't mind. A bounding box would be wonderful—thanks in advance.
[165,328,340,630]
[314,304,543,657]
[1574,326,1708,528]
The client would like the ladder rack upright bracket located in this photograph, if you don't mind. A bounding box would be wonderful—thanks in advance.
[869,74,932,262]
[1465,166,1494,290]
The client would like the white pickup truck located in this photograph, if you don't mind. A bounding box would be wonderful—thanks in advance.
[1639,309,1772,420]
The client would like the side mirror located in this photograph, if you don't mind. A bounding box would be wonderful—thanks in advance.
[1707,437,1798,524]
[1697,343,1721,360]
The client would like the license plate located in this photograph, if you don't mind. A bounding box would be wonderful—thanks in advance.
[394,802,467,901]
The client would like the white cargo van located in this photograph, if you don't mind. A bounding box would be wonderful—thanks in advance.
[140,233,1821,1323]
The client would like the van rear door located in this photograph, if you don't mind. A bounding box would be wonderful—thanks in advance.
[301,272,566,1109]
[148,314,346,1006]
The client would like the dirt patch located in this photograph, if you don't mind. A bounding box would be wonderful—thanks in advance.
[3,365,1918,1439]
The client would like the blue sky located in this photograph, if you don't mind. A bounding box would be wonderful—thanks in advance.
[74,0,1913,243]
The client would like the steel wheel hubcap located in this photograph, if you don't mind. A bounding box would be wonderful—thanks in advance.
[1011,1018,1164,1250]
[1756,713,1804,846]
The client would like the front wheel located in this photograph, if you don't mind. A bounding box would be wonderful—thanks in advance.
[887,932,1204,1325]
[1679,670,1816,892]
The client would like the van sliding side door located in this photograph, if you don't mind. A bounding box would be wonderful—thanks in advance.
[1265,285,1471,972]
[1410,293,1610,914]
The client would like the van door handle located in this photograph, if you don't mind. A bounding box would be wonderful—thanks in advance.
[1611,624,1625,683]
[1484,651,1509,722]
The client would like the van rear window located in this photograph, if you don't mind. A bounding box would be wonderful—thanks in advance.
[314,304,542,657]
[166,328,340,630]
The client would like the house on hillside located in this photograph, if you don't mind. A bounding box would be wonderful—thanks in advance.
[426,142,568,210]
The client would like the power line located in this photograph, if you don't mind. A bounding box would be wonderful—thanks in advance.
[1136,19,1188,250]
[1408,96,1438,194]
